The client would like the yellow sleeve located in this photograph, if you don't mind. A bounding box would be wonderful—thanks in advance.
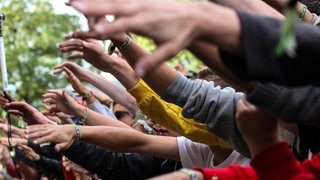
[128,79,230,148]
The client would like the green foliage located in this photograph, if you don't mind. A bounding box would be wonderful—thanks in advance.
[133,35,203,73]
[0,0,81,107]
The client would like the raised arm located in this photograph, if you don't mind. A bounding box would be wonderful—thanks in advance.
[69,0,320,86]
[26,124,180,161]
[42,89,129,128]
[62,32,231,149]
[58,66,116,119]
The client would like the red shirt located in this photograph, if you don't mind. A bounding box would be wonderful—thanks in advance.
[194,142,318,180]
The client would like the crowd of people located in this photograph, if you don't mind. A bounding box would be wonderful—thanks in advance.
[0,0,320,179]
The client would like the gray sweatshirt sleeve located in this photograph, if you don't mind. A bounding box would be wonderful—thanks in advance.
[162,73,250,157]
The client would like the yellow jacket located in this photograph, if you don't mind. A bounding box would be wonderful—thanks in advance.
[128,79,230,148]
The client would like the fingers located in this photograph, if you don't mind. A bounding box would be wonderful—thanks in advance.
[69,0,134,17]
[63,67,78,79]
[68,53,85,60]
[65,31,103,40]
[46,89,63,95]
[54,62,78,74]
[25,124,50,135]
[59,39,83,49]
[54,61,76,70]
[53,68,64,75]
[42,97,57,105]
[93,16,131,36]
[42,92,58,100]
[25,126,54,144]
[7,110,23,116]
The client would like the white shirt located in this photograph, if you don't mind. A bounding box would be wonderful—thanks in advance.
[177,136,251,168]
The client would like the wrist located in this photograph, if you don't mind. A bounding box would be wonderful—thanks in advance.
[82,91,93,101]
[110,34,129,45]
[72,124,82,141]
[179,168,200,180]
[108,36,131,55]
[75,105,85,119]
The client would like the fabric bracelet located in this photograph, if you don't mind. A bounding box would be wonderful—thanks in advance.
[179,168,198,180]
[79,107,89,125]
[298,4,307,20]
[72,124,81,141]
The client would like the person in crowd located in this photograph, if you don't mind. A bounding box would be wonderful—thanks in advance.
[67,0,320,86]
[61,66,117,120]
[5,98,183,179]
[30,84,251,167]
[54,60,229,149]
[60,0,320,158]
[149,99,320,180]
[113,102,135,126]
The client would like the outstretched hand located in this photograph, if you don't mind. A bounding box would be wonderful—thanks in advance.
[54,62,89,82]
[63,67,90,97]
[25,124,77,151]
[5,102,54,125]
[58,37,116,72]
[68,0,198,76]
[0,91,16,109]
[42,90,80,116]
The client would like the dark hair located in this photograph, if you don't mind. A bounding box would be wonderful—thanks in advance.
[197,68,230,88]
[114,111,131,120]
[301,0,320,15]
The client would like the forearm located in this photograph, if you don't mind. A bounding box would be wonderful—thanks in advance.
[82,68,139,114]
[188,41,255,92]
[79,126,180,161]
[74,105,130,128]
[115,36,178,96]
[80,126,145,151]
[128,80,231,149]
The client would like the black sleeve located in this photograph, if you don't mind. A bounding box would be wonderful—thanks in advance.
[221,11,320,86]
[34,155,63,180]
[27,140,62,160]
[62,141,181,180]
[247,83,320,128]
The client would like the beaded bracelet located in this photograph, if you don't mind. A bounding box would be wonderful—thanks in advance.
[79,107,89,125]
[72,124,82,141]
